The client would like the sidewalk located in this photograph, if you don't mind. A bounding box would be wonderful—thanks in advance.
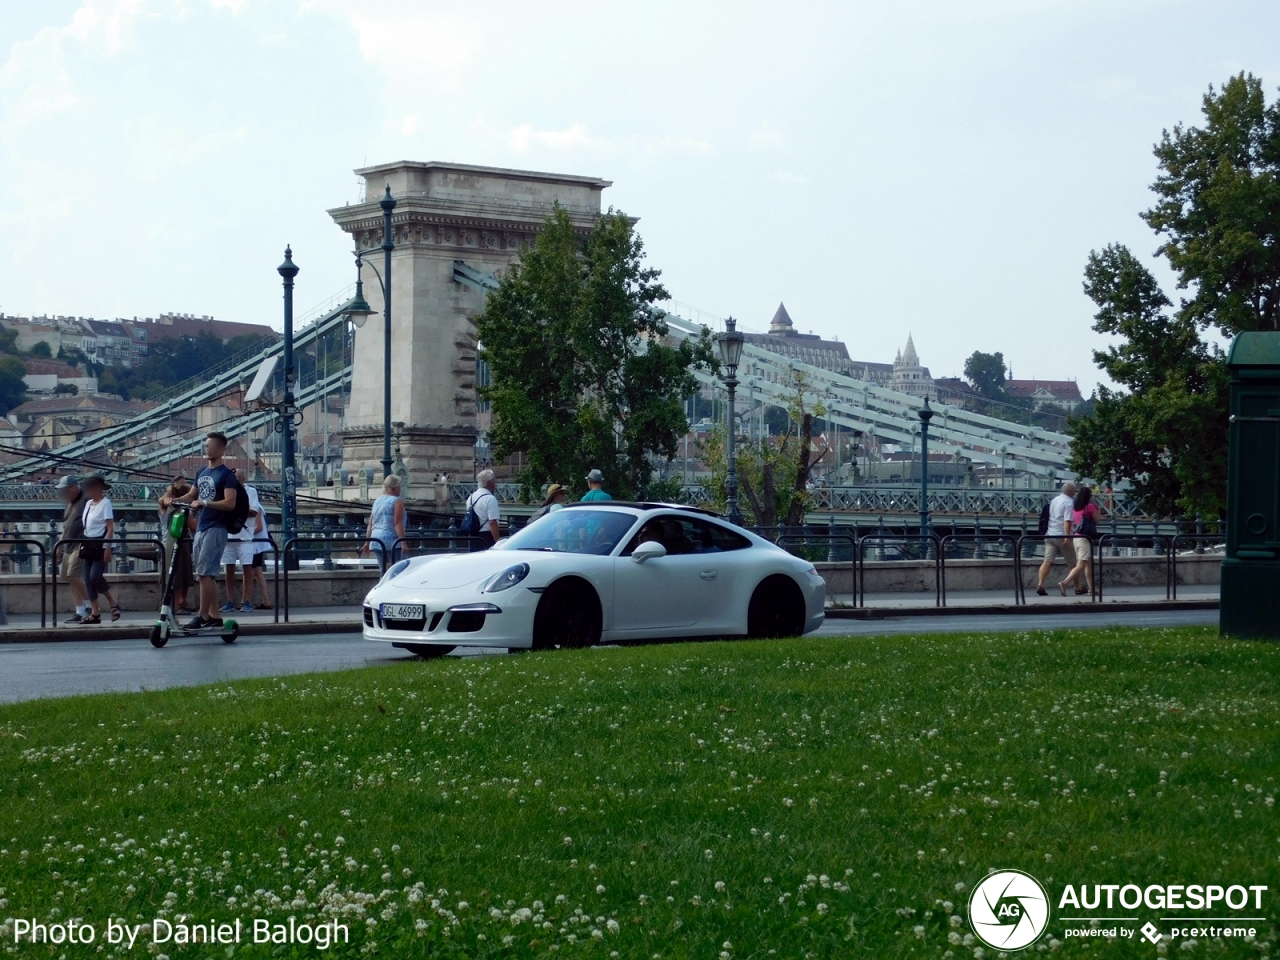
[3,605,363,642]
[4,585,1221,642]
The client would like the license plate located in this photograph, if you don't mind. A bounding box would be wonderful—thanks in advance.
[381,603,425,620]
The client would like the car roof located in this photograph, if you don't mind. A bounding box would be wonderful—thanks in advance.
[561,501,723,518]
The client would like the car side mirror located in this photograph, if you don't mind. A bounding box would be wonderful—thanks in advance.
[631,540,667,563]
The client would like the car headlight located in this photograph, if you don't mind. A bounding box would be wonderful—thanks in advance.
[483,562,530,593]
[377,559,411,587]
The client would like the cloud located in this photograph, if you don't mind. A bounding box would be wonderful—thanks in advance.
[507,122,712,161]
[771,170,808,185]
[749,120,783,148]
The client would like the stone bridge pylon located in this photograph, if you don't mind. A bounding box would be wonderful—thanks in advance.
[328,161,611,491]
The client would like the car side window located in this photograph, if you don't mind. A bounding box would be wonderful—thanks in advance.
[622,516,751,555]
[702,520,751,552]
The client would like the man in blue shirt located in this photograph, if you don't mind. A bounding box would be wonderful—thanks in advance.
[179,431,238,628]
[580,468,612,502]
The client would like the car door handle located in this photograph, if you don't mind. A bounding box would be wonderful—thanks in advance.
[699,570,718,581]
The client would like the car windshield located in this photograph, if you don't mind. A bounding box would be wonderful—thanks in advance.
[499,510,638,556]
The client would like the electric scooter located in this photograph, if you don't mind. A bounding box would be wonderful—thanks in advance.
[150,503,239,648]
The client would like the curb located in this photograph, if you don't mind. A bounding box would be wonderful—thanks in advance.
[0,619,364,644]
[824,599,1219,619]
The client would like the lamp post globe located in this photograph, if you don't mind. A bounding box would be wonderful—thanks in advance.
[717,317,746,526]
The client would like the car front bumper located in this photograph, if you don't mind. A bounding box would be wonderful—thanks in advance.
[362,588,540,649]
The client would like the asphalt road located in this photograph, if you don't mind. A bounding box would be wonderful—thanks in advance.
[0,608,1218,705]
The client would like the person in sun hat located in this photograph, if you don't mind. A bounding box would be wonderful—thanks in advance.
[531,483,568,520]
[79,473,122,624]
[580,469,612,502]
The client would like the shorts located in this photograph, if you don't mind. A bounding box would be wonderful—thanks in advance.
[251,551,265,568]
[1042,538,1076,565]
[221,540,256,567]
[192,526,229,578]
[1072,537,1092,561]
[60,550,84,580]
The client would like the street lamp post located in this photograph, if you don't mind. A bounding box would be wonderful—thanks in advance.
[276,246,301,559]
[717,316,745,526]
[918,396,934,556]
[340,186,397,479]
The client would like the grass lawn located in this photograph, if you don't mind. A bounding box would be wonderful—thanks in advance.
[1,626,1279,958]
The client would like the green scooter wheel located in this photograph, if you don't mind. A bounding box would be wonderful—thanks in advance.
[221,620,239,644]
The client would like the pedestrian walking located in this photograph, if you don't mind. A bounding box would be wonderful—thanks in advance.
[244,474,273,610]
[461,469,501,547]
[55,474,89,624]
[79,474,121,624]
[158,477,197,613]
[178,432,239,629]
[531,483,568,520]
[362,474,407,568]
[581,468,612,502]
[222,468,265,613]
[1036,481,1079,596]
[1062,485,1100,597]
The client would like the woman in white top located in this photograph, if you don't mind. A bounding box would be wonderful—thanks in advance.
[80,474,121,623]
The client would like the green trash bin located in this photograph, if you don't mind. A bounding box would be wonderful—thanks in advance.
[1221,332,1280,639]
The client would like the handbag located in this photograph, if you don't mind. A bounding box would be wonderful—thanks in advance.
[78,539,105,563]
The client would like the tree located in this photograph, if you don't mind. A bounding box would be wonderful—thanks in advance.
[701,370,828,526]
[1069,245,1228,517]
[476,205,717,501]
[0,355,27,413]
[963,350,1007,401]
[29,340,52,359]
[1070,74,1279,518]
[54,382,79,395]
[0,328,18,355]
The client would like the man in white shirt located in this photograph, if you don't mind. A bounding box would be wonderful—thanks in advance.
[466,469,502,547]
[1037,481,1078,596]
[221,468,264,613]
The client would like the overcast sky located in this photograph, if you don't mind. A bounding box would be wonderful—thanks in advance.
[1,0,1277,392]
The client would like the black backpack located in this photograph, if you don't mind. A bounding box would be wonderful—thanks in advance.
[1036,501,1051,536]
[459,491,493,536]
[224,472,252,535]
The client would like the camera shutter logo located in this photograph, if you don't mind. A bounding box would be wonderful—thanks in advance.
[968,869,1050,951]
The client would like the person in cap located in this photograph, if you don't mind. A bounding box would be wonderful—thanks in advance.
[531,483,568,520]
[79,474,121,624]
[580,468,612,502]
[55,475,89,623]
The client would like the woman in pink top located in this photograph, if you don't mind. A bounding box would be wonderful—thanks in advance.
[1061,485,1100,596]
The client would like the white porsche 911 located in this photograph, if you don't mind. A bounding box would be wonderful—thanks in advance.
[362,502,825,656]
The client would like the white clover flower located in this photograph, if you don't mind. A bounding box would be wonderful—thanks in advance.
[606,918,620,934]
[783,798,794,807]
[816,903,829,915]
[704,849,714,860]
[596,885,606,894]
[591,927,604,940]
[715,881,726,893]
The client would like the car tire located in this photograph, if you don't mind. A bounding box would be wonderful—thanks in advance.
[533,578,602,650]
[747,574,806,639]
[393,643,455,659]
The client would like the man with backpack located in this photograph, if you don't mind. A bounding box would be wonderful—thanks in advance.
[1036,481,1079,596]
[461,469,501,548]
[179,431,243,628]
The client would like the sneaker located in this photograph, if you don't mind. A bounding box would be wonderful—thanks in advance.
[63,613,83,624]
[240,602,253,613]
[1035,585,1047,596]
[205,617,225,628]
[219,601,236,612]
[184,615,205,630]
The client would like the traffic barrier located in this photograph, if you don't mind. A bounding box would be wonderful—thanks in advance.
[51,536,164,625]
